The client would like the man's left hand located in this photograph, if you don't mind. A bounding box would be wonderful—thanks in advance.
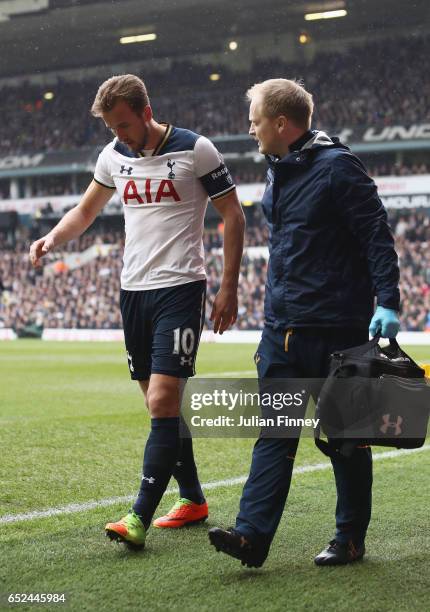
[369,306,400,338]
[210,287,238,334]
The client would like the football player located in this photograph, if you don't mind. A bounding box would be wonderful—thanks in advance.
[29,74,245,550]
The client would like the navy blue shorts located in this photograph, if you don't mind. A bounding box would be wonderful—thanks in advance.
[120,280,206,381]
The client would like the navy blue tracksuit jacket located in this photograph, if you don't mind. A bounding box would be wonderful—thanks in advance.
[261,130,400,330]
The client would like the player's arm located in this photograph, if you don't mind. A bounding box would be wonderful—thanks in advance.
[210,190,245,333]
[29,180,114,267]
[195,135,245,333]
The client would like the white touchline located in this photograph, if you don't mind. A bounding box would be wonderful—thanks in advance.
[197,370,256,378]
[1,445,429,525]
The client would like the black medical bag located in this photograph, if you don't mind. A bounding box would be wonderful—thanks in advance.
[315,334,430,457]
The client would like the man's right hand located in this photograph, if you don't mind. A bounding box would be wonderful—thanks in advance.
[29,234,56,267]
[28,180,114,269]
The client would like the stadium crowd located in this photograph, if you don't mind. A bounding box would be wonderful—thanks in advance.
[370,162,430,177]
[1,161,428,202]
[1,210,429,333]
[1,35,429,156]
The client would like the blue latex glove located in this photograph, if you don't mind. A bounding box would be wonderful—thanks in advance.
[369,306,400,338]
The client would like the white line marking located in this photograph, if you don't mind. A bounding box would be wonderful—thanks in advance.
[1,445,429,525]
[197,370,256,378]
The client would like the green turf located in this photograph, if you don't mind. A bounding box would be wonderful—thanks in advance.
[1,341,429,611]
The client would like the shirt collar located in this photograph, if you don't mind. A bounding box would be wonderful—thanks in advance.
[138,123,172,157]
[288,129,314,153]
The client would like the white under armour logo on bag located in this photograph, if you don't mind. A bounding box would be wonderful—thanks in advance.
[380,414,403,436]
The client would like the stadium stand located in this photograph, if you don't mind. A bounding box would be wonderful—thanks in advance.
[1,26,429,336]
[1,211,429,332]
[2,163,428,201]
[1,163,427,201]
[1,34,430,155]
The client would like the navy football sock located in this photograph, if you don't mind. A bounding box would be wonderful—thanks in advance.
[172,417,205,505]
[133,417,180,529]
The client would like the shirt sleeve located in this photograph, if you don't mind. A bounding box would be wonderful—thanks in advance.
[331,152,400,310]
[94,147,116,189]
[194,136,235,200]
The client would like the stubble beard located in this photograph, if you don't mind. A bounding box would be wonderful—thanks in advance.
[131,122,150,153]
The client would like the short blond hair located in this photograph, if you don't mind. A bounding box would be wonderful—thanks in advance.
[91,74,150,117]
[247,78,314,129]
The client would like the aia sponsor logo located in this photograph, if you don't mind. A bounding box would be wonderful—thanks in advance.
[123,179,181,205]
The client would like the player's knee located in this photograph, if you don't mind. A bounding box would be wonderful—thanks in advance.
[147,385,180,418]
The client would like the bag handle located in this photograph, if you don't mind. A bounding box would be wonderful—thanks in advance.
[380,336,423,371]
[314,424,358,458]
[364,332,415,363]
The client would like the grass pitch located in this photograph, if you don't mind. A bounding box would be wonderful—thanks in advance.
[0,341,429,612]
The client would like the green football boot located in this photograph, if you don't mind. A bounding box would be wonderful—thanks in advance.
[105,511,146,550]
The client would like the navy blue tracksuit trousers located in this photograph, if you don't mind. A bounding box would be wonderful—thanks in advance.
[235,325,373,551]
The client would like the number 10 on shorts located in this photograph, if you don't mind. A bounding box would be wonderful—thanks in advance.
[173,327,195,356]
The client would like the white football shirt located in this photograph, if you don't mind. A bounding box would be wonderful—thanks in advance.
[94,125,235,290]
